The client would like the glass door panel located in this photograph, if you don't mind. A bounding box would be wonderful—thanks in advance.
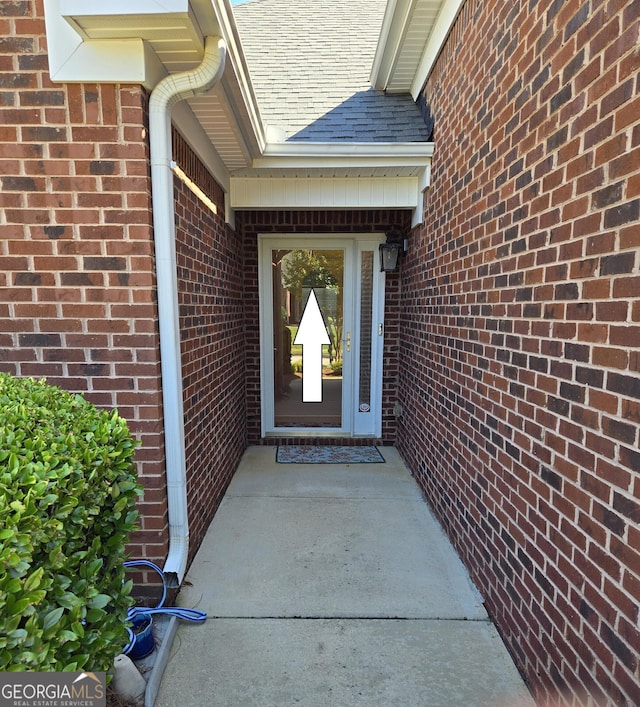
[357,250,374,414]
[271,248,344,428]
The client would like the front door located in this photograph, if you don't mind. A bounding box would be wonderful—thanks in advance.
[259,235,385,437]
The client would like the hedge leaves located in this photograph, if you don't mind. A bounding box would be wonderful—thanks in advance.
[0,373,142,672]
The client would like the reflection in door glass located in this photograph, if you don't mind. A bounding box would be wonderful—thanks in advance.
[272,249,344,428]
[358,250,373,413]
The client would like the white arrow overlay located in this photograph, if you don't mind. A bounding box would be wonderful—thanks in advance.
[294,289,330,402]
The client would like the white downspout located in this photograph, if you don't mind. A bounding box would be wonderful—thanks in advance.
[148,36,226,587]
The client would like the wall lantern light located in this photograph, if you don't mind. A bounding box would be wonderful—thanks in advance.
[379,242,402,272]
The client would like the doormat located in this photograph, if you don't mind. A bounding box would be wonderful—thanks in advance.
[276,445,385,464]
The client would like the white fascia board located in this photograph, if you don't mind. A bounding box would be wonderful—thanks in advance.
[45,0,166,88]
[410,0,465,99]
[263,141,434,158]
[257,141,434,170]
[370,0,400,89]
[61,0,189,19]
[211,0,266,153]
[412,161,431,226]
[230,176,420,209]
[230,169,431,226]
[240,141,433,225]
[58,39,164,88]
[370,0,416,90]
[47,0,265,159]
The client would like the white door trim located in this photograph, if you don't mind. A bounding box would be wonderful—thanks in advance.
[352,239,386,437]
[258,234,386,438]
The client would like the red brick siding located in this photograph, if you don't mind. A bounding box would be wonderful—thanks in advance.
[399,0,639,704]
[0,1,167,567]
[236,209,411,445]
[172,133,247,562]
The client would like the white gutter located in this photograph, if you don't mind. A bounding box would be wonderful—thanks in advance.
[255,140,434,170]
[261,141,434,158]
[149,36,226,587]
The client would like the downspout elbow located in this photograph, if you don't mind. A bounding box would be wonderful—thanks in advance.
[150,36,226,122]
[148,36,226,588]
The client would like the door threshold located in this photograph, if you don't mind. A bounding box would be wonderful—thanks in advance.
[262,435,383,446]
[264,431,351,439]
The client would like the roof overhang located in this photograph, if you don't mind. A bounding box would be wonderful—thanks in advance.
[371,0,465,99]
[231,142,433,227]
[46,0,265,185]
[44,0,435,225]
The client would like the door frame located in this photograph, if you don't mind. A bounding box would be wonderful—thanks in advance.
[258,233,386,438]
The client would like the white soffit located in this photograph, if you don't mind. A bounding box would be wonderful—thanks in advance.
[45,0,264,182]
[55,0,219,79]
[45,0,165,86]
[60,0,204,73]
[371,0,465,99]
[45,0,434,223]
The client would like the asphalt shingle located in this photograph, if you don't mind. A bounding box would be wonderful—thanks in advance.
[233,0,430,143]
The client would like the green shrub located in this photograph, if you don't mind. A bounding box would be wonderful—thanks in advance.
[0,373,142,672]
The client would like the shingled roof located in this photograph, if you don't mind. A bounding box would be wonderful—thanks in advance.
[233,0,430,143]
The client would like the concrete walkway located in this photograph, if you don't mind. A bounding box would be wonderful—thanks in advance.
[155,446,534,706]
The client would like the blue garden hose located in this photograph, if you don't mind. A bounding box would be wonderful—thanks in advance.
[122,560,206,656]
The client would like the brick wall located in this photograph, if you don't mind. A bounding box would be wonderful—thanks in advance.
[398,0,639,704]
[0,0,168,566]
[236,209,411,445]
[172,131,247,562]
